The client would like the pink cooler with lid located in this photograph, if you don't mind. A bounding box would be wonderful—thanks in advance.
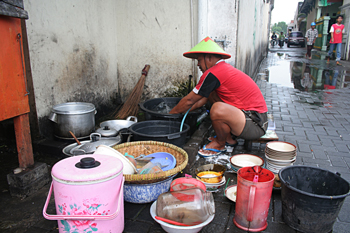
[43,154,124,233]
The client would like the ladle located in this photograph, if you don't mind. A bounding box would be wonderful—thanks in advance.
[69,131,81,145]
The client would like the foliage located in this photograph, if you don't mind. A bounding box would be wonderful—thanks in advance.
[164,78,196,98]
[271,21,288,35]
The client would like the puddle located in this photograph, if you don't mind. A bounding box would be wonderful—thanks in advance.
[263,52,350,92]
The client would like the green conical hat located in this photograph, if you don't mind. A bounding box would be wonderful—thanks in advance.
[183,36,231,59]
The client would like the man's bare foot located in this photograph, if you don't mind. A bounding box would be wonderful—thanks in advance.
[208,136,237,145]
[198,140,226,156]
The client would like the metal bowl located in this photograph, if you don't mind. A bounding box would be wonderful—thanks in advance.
[100,116,137,132]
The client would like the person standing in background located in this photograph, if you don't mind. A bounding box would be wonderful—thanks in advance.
[305,22,318,59]
[327,15,345,66]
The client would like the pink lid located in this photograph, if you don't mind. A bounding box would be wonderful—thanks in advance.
[52,154,123,183]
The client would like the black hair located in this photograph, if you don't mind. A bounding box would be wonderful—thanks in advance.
[336,15,343,20]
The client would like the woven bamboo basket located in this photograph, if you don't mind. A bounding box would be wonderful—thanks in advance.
[113,141,188,184]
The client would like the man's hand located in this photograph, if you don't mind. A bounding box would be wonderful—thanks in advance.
[169,91,205,114]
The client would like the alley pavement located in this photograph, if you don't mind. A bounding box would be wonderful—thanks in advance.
[1,46,350,232]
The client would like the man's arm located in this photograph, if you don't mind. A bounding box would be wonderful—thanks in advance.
[169,91,205,114]
[331,32,334,42]
[330,26,334,42]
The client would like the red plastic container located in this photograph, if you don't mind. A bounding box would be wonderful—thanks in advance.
[170,177,206,202]
[234,166,274,232]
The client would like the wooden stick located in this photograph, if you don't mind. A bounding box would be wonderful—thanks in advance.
[69,131,81,145]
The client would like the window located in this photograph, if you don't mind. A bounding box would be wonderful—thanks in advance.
[290,32,304,37]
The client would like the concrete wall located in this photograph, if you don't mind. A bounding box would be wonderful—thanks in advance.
[207,0,238,67]
[115,0,194,100]
[23,0,271,138]
[235,0,271,77]
[24,0,120,136]
[24,0,195,137]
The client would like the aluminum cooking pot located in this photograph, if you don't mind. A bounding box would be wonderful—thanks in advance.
[95,126,118,137]
[100,116,137,132]
[49,102,96,140]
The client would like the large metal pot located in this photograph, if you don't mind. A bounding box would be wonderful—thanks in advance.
[49,102,96,140]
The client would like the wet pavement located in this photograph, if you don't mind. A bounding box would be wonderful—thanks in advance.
[1,45,350,232]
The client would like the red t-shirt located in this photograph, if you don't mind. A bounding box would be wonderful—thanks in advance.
[330,24,344,44]
[193,61,268,113]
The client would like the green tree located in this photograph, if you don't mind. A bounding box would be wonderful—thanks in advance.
[271,21,288,35]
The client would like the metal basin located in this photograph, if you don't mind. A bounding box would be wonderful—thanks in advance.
[100,116,137,132]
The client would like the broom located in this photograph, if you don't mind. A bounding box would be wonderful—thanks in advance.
[115,64,150,119]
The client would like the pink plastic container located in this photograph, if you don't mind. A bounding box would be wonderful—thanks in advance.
[234,166,274,232]
[43,154,124,233]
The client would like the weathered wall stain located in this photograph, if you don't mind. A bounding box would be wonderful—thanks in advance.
[36,43,120,138]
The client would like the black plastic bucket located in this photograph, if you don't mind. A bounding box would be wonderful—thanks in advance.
[128,120,189,147]
[139,97,201,136]
[279,165,350,233]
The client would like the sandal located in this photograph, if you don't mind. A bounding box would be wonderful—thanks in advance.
[207,136,239,147]
[197,145,226,157]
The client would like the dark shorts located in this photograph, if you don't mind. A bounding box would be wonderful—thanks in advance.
[239,111,268,140]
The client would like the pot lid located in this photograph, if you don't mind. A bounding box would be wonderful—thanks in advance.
[52,102,95,114]
[95,126,118,137]
[70,133,121,155]
[51,154,123,183]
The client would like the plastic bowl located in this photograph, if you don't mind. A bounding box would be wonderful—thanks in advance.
[94,145,137,174]
[150,201,214,233]
[230,154,264,171]
[266,141,296,153]
[197,176,226,192]
[123,174,176,203]
[195,164,226,183]
[225,185,237,202]
[265,154,296,164]
[144,152,177,171]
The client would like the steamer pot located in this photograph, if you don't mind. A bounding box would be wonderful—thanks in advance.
[49,102,96,140]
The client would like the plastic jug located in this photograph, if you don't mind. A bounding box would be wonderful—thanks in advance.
[234,166,274,232]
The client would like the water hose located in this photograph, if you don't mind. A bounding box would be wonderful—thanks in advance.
[180,107,192,132]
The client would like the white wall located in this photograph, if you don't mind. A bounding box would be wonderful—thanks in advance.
[24,0,195,137]
[235,0,271,77]
[207,0,238,67]
[115,0,193,100]
[23,0,271,138]
[24,0,119,122]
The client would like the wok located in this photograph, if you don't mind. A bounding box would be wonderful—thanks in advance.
[100,116,137,132]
